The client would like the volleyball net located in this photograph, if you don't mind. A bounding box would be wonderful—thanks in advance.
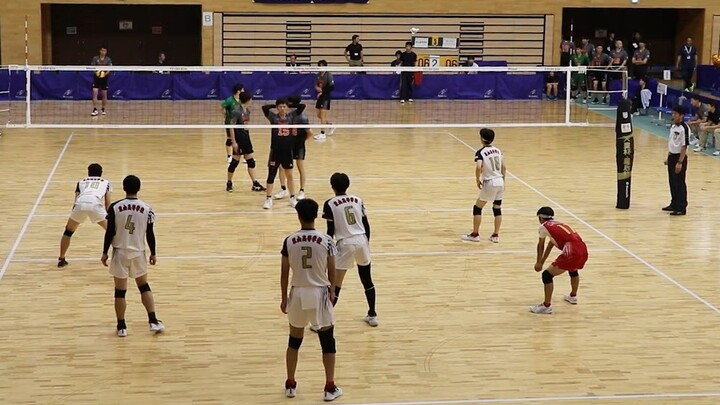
[1,65,628,129]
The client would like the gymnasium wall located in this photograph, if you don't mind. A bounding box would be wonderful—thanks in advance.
[1,0,718,66]
[49,4,202,66]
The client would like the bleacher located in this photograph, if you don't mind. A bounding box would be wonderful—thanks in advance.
[217,14,551,66]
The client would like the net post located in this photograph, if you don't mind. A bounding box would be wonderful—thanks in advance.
[25,66,31,126]
[564,65,572,125]
[24,16,29,66]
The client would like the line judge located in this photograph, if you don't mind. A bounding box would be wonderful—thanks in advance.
[663,105,689,216]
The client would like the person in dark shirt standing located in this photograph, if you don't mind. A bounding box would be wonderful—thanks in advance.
[399,42,417,104]
[676,37,698,92]
[313,60,335,140]
[344,35,363,71]
[90,47,112,117]
[262,98,306,210]
[631,42,650,80]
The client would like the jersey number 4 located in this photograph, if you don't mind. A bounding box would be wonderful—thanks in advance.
[124,215,136,234]
[301,246,313,269]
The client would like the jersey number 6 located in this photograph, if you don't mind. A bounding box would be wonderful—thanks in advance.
[344,206,357,225]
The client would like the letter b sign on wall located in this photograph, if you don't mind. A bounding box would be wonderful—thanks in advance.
[202,12,213,27]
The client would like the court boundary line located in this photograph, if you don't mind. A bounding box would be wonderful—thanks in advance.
[445,130,720,315]
[346,391,720,405]
[0,132,73,282]
[31,207,522,218]
[9,247,622,263]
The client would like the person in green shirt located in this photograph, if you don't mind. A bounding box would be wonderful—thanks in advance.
[220,83,245,162]
[571,48,590,103]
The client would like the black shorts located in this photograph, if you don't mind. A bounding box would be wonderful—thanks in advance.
[233,130,254,155]
[316,96,331,110]
[268,148,294,169]
[92,76,109,90]
[293,143,306,160]
[225,128,232,138]
[592,73,607,83]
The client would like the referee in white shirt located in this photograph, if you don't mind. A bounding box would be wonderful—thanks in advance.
[663,105,689,216]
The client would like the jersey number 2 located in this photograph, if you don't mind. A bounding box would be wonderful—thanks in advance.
[344,206,357,225]
[301,246,313,269]
[124,215,136,234]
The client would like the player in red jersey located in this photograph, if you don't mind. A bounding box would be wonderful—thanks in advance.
[530,206,588,314]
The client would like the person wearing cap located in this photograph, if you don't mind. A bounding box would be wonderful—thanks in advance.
[530,207,589,314]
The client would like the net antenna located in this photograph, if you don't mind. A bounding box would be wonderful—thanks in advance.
[3,64,625,130]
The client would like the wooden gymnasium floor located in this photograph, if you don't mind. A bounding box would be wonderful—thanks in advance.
[2,105,720,404]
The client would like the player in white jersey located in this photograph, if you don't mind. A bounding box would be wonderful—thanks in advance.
[462,128,507,243]
[58,163,112,268]
[320,172,378,328]
[280,199,343,402]
[101,175,164,337]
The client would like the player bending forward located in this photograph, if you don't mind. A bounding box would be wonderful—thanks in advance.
[280,198,343,401]
[530,206,589,314]
[319,172,378,328]
[58,163,112,268]
[102,175,164,337]
[462,128,506,243]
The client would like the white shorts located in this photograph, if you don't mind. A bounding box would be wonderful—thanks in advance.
[478,178,505,203]
[69,202,107,224]
[336,234,371,270]
[287,286,335,329]
[109,250,148,279]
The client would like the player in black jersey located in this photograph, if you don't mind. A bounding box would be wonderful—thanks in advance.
[226,92,266,193]
[262,97,306,209]
[274,95,314,201]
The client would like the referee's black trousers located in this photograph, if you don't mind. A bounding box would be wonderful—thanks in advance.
[400,72,414,100]
[667,153,688,212]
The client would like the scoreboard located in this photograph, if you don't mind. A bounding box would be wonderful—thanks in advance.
[412,36,460,67]
[412,36,459,49]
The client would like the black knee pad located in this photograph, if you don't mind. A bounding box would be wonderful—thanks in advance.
[358,264,374,291]
[288,335,303,350]
[246,158,256,169]
[225,138,232,147]
[114,289,127,298]
[63,228,74,237]
[318,327,336,354]
[541,270,554,285]
[228,159,240,173]
[492,208,502,217]
[138,283,151,293]
[266,166,279,184]
[473,205,482,215]
[568,271,579,278]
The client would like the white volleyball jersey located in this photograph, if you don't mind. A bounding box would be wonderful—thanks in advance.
[323,194,367,241]
[281,229,337,287]
[107,198,155,254]
[75,176,111,204]
[474,146,504,182]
